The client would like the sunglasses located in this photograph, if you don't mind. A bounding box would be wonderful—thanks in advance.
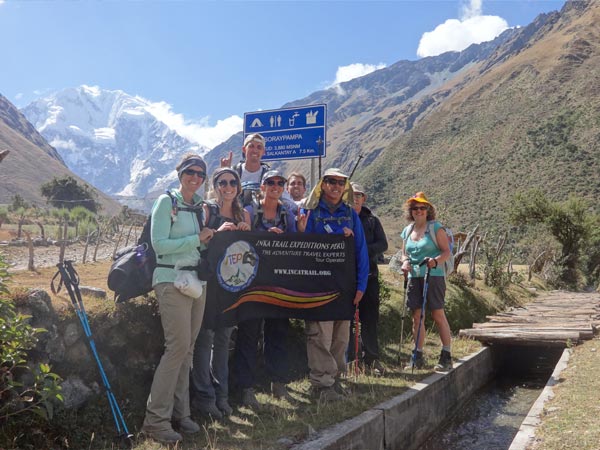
[265,179,286,187]
[217,179,239,188]
[410,206,428,211]
[323,178,346,187]
[183,169,206,178]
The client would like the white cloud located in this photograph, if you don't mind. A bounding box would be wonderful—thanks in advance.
[145,101,243,149]
[15,93,23,101]
[417,0,509,58]
[328,62,387,88]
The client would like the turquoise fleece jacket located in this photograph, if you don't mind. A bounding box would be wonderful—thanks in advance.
[150,189,206,286]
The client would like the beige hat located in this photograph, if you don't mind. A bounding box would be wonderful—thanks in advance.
[243,133,266,147]
[304,167,354,209]
[350,182,365,194]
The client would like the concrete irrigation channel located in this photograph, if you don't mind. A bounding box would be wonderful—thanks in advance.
[292,291,599,450]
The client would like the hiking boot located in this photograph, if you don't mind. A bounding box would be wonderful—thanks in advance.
[333,379,350,396]
[216,398,233,416]
[192,400,223,420]
[241,388,260,409]
[404,350,425,370]
[174,416,200,434]
[271,382,292,400]
[434,350,453,372]
[309,385,342,403]
[142,427,183,444]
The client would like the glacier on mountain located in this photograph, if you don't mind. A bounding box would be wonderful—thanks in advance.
[22,85,209,208]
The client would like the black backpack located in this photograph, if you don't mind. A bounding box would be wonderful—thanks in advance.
[107,191,204,302]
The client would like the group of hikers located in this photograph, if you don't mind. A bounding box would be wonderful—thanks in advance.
[140,133,454,444]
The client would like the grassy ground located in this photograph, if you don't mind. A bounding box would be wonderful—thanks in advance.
[530,337,600,450]
[7,259,592,450]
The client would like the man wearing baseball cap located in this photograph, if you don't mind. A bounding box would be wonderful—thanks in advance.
[221,133,270,206]
[349,182,388,375]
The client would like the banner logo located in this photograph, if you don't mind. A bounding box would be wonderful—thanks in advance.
[217,240,259,292]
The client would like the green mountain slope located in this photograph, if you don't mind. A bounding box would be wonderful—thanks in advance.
[360,0,600,235]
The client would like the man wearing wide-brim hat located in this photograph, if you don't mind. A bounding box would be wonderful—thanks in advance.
[297,168,369,401]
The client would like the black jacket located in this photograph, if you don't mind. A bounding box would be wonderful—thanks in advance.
[358,206,388,277]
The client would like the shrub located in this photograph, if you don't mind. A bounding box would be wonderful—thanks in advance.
[0,256,63,423]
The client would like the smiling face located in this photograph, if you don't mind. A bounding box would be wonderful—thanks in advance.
[243,139,265,165]
[321,176,347,204]
[261,176,285,201]
[180,164,206,196]
[288,175,306,201]
[215,173,240,202]
[409,201,430,222]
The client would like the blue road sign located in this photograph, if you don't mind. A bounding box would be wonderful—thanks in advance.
[244,104,326,161]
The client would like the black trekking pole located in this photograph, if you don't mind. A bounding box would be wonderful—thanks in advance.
[51,261,133,448]
[348,153,364,180]
[397,276,408,364]
[410,259,432,373]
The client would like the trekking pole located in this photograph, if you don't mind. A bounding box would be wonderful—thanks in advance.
[51,261,133,448]
[411,259,432,374]
[353,306,361,377]
[397,276,408,364]
[348,153,364,180]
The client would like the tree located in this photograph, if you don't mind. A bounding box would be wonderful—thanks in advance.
[0,207,7,229]
[40,176,100,213]
[8,194,28,212]
[509,190,589,288]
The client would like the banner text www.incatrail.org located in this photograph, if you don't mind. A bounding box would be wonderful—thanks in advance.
[273,269,332,276]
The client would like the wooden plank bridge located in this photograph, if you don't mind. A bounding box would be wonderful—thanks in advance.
[459,291,600,347]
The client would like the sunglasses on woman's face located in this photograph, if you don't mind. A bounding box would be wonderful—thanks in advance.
[410,206,428,211]
[265,180,285,187]
[183,168,206,178]
[217,179,239,187]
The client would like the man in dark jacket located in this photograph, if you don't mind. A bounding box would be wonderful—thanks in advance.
[349,182,388,375]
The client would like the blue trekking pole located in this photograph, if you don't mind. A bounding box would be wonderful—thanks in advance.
[411,259,432,373]
[52,261,133,448]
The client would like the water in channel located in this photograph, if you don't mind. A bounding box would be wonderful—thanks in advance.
[419,346,562,450]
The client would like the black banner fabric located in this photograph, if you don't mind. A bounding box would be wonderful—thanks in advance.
[203,231,356,328]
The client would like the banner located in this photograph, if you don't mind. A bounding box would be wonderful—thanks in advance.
[203,231,356,328]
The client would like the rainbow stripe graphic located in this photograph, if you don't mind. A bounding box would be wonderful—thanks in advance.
[223,286,340,312]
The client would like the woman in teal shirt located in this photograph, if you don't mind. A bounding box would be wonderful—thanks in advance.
[142,153,215,445]
[400,192,453,372]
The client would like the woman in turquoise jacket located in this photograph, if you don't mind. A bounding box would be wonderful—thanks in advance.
[142,154,215,445]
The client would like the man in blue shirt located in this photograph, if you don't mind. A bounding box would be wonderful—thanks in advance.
[298,168,369,401]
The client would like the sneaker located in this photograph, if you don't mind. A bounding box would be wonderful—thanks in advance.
[142,427,183,444]
[368,360,386,376]
[434,349,453,372]
[404,350,425,370]
[271,382,292,400]
[174,416,201,434]
[241,387,260,409]
[216,398,233,416]
[192,400,223,420]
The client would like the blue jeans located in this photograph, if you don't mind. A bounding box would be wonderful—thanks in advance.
[190,326,234,405]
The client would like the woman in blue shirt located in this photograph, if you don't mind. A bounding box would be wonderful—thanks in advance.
[400,192,453,372]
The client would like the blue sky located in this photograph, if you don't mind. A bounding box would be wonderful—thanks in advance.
[0,0,565,148]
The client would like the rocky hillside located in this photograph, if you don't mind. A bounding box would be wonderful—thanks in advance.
[358,0,599,233]
[0,94,121,213]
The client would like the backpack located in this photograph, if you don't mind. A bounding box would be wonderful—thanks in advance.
[311,203,354,232]
[403,221,455,276]
[107,190,204,302]
[251,200,289,232]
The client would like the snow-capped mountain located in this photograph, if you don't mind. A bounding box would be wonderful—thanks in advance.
[22,85,208,207]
